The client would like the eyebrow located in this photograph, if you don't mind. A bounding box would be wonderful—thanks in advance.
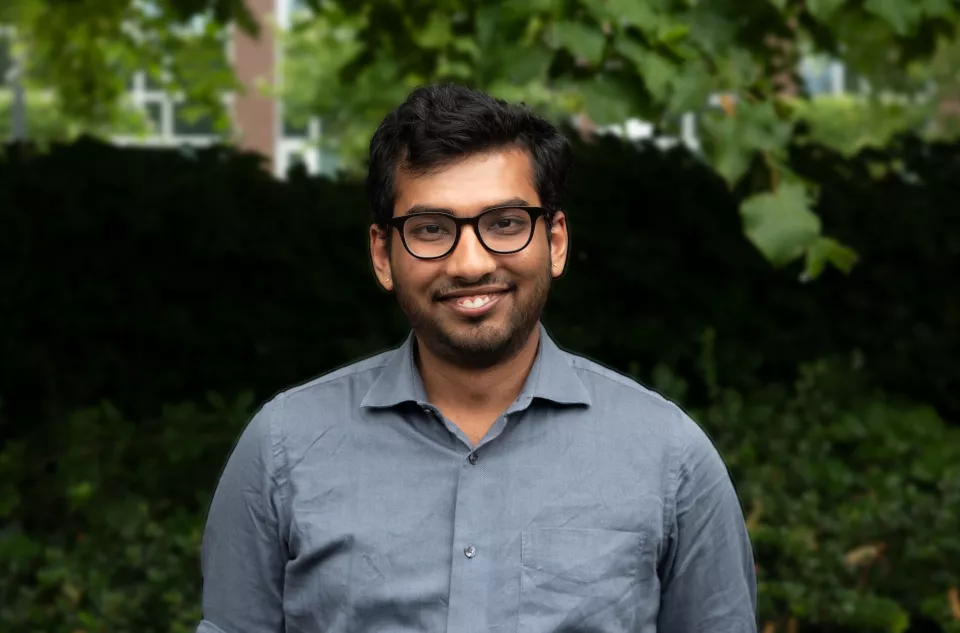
[400,197,531,216]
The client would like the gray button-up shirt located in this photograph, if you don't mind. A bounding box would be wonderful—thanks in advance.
[198,326,757,633]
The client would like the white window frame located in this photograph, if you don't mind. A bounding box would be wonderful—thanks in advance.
[111,67,232,148]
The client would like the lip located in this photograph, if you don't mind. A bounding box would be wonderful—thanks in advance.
[438,285,512,300]
[440,289,510,318]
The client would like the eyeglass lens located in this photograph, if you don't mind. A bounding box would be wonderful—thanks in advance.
[403,208,534,258]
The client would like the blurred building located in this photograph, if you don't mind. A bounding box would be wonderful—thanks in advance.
[112,0,328,179]
[0,1,328,179]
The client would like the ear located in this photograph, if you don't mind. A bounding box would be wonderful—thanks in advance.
[548,211,569,278]
[369,224,394,291]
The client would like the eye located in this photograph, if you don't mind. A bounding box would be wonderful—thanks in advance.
[485,214,528,233]
[407,220,452,240]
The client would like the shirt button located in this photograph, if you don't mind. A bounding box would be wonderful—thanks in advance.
[464,545,476,559]
[468,452,478,465]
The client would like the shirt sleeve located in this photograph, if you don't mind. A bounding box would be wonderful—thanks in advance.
[657,413,758,633]
[198,398,287,633]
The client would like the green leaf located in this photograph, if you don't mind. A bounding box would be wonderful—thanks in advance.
[864,0,924,36]
[703,115,754,186]
[806,0,846,22]
[801,236,859,281]
[792,95,930,158]
[887,607,911,633]
[410,13,453,49]
[665,21,693,42]
[504,0,564,14]
[740,183,823,267]
[475,4,501,50]
[701,101,794,187]
[494,43,554,84]
[582,0,661,33]
[452,37,482,60]
[920,0,954,18]
[577,76,635,124]
[686,10,739,57]
[616,38,675,100]
[743,101,794,151]
[66,482,96,509]
[714,48,765,90]
[553,21,607,64]
[437,56,473,80]
[666,60,715,114]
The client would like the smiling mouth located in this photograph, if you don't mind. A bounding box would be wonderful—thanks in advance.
[452,293,503,309]
[438,288,512,317]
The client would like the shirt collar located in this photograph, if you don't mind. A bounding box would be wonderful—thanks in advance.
[360,323,592,410]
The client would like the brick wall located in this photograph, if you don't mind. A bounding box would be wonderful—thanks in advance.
[232,0,277,171]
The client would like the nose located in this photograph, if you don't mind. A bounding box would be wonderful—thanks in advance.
[445,225,497,281]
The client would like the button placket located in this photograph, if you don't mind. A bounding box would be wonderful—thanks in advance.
[445,431,492,630]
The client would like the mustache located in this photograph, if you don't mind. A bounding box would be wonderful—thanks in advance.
[431,277,516,301]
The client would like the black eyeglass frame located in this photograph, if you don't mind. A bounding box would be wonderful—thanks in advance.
[385,205,550,260]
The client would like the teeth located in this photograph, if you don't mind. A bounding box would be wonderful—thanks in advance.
[458,295,492,309]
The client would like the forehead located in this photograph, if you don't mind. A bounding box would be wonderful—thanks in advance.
[392,148,540,217]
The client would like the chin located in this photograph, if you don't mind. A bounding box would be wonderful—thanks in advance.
[444,328,511,354]
[443,319,536,361]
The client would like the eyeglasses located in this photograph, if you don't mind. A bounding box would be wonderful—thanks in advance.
[386,206,549,260]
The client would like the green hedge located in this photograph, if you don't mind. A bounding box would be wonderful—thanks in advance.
[1,133,958,433]
[669,357,960,633]
[0,140,403,426]
[2,361,958,632]
[0,394,253,632]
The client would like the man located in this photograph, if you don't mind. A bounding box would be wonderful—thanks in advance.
[197,84,757,633]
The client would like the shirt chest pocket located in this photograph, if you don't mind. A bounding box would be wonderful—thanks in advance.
[518,527,652,633]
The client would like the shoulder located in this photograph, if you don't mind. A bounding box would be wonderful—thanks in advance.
[275,349,393,413]
[568,353,692,435]
[562,351,738,520]
[561,350,722,468]
[253,348,396,461]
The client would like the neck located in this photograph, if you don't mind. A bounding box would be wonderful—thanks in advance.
[416,326,542,416]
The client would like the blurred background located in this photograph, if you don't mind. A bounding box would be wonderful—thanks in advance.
[1,0,959,631]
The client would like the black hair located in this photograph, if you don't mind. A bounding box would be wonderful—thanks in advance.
[366,83,572,229]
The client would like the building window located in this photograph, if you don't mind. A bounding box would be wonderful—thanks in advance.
[114,71,227,147]
[283,113,310,138]
[173,103,216,136]
[800,56,841,96]
[144,72,165,91]
[144,101,164,134]
[280,0,312,28]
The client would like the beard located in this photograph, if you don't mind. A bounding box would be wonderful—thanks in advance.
[392,263,552,370]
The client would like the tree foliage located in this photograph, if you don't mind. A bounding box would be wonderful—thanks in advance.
[5,0,960,274]
[0,88,151,143]
[0,0,242,136]
[282,0,960,277]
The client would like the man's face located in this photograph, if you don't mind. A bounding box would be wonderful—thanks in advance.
[369,148,569,369]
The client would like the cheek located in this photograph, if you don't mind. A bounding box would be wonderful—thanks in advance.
[393,259,443,292]
[509,245,552,278]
